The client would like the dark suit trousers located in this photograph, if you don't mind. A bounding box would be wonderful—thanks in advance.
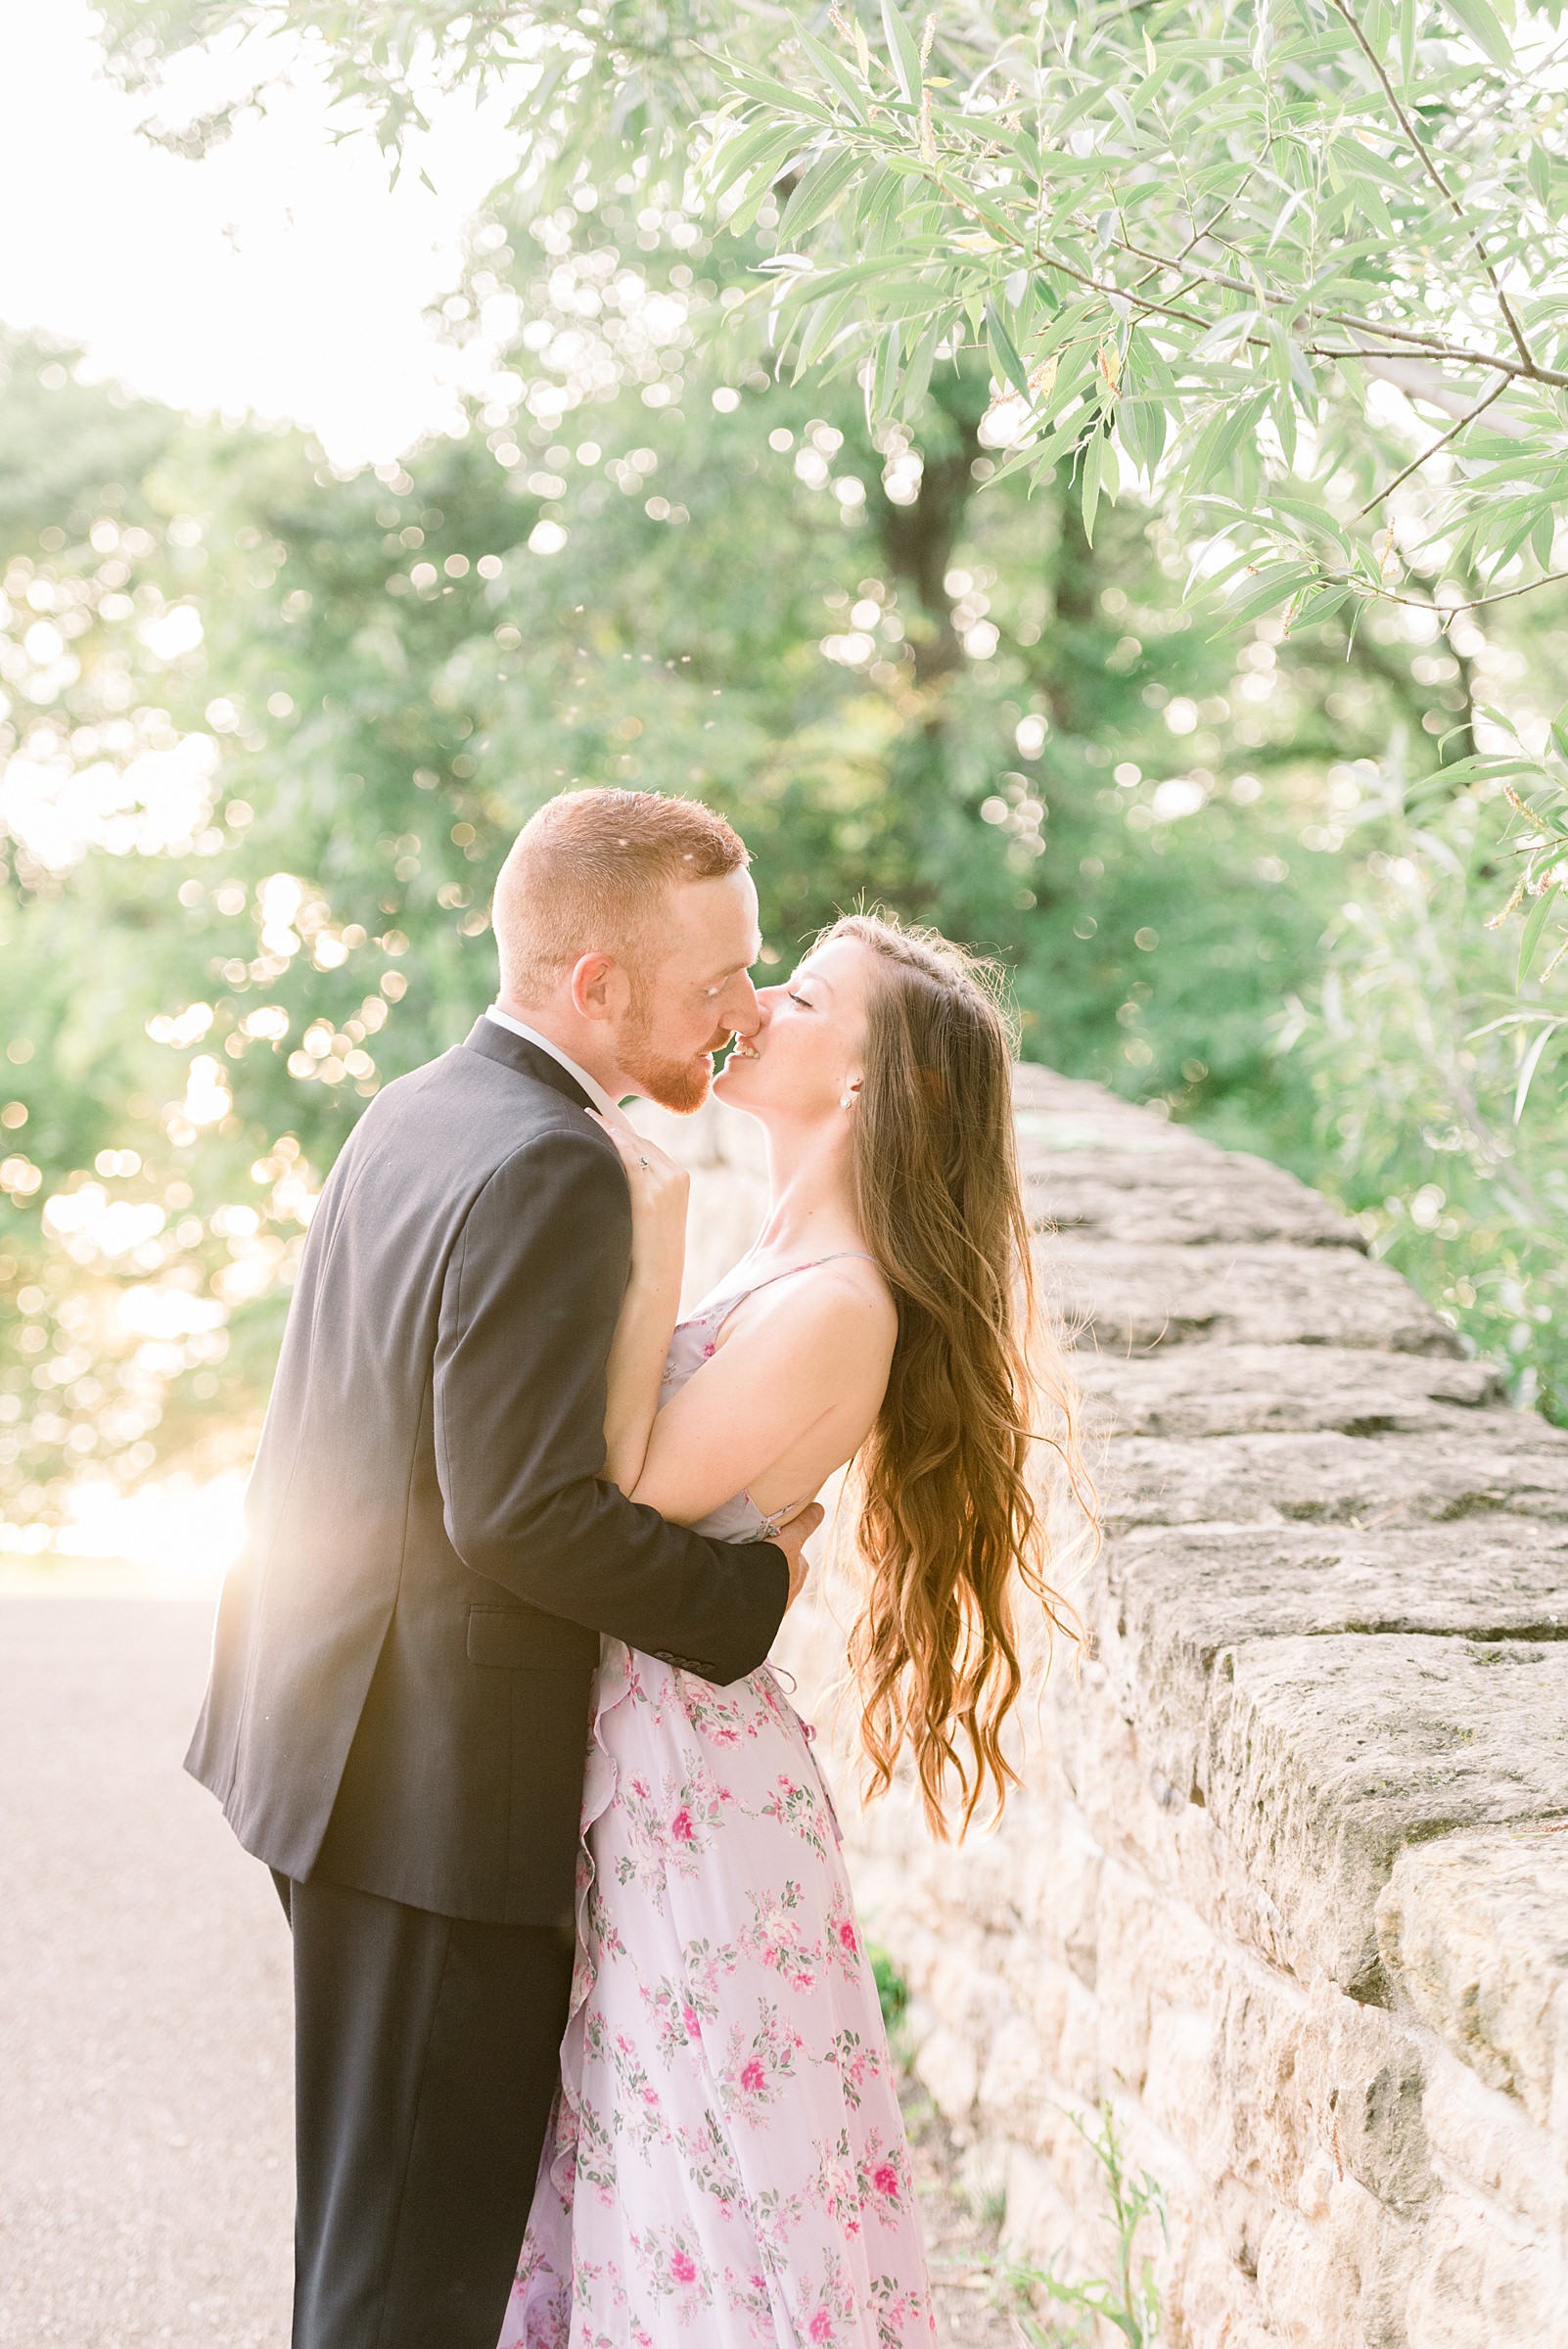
[274,1871,576,2349]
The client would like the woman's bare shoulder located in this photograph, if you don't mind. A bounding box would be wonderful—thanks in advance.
[722,1253,897,1367]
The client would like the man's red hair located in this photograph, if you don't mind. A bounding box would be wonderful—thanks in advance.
[493,788,748,1004]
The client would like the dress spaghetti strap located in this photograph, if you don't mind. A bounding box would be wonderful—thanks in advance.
[697,1248,877,1336]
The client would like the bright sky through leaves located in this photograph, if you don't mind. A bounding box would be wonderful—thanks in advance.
[0,0,512,464]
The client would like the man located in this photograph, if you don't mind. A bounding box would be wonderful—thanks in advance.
[186,789,818,2349]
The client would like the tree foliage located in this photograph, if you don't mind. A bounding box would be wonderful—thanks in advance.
[5,9,1568,1535]
[96,1,1568,617]
[1291,771,1568,1419]
[92,0,1568,983]
[718,0,1568,622]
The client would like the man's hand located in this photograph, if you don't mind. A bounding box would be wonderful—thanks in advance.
[771,1499,824,1610]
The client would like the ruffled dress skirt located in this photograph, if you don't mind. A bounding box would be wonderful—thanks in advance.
[498,1639,936,2349]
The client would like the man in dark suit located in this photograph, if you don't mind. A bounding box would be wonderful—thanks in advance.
[187,789,817,2349]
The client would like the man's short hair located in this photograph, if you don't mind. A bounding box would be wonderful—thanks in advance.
[493,788,748,1005]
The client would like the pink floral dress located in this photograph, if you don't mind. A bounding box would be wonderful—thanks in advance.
[499,1264,936,2349]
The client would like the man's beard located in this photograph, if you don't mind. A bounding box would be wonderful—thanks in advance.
[618,999,727,1115]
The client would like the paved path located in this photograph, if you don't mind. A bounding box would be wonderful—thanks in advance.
[0,1592,1004,2349]
[0,1596,292,2348]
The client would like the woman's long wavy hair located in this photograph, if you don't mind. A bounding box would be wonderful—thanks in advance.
[828,913,1097,1838]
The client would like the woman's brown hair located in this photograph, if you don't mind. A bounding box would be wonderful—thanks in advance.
[827,913,1096,1837]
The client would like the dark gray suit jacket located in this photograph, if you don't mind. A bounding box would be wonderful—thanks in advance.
[185,1018,789,1926]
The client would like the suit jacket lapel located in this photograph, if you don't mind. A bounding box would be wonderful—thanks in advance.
[461,1018,595,1113]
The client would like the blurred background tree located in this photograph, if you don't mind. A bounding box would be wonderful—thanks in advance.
[5,1,1568,1532]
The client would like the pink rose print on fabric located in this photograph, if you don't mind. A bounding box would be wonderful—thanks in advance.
[499,1614,935,2349]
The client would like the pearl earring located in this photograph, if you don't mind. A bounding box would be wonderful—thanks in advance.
[840,1089,855,1109]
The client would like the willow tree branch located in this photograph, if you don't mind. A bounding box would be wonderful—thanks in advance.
[1352,377,1510,517]
[1112,234,1568,386]
[993,255,1528,454]
[779,111,1566,387]
[1025,252,1544,397]
[1324,0,1537,375]
[1330,565,1568,615]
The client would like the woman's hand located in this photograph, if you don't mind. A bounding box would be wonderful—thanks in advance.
[587,1111,689,1290]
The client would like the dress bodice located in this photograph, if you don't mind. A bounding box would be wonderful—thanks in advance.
[656,1252,873,1544]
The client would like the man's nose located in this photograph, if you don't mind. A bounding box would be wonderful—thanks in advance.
[725,973,762,1035]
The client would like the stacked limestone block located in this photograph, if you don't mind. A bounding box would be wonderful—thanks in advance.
[653,1072,1568,2348]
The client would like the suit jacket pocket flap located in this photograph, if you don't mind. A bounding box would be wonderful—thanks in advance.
[466,1605,596,1672]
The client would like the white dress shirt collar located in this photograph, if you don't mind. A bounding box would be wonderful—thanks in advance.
[484,1005,621,1120]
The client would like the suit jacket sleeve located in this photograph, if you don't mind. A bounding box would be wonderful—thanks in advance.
[434,1124,789,1683]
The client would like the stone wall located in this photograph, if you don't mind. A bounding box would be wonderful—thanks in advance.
[649,1070,1568,2347]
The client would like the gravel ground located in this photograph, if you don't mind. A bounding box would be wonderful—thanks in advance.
[0,1589,1038,2349]
[901,2080,1031,2348]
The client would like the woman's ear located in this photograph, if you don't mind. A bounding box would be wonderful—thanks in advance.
[839,1074,862,1111]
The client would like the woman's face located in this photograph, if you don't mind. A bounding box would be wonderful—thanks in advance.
[714,935,875,1126]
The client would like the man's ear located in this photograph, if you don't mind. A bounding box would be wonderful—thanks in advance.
[571,952,630,1023]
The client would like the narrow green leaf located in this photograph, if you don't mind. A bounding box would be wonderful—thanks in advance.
[1293,584,1351,626]
[1550,704,1568,764]
[709,117,798,202]
[1514,1017,1564,1123]
[870,319,901,420]
[1414,754,1540,788]
[1005,271,1038,348]
[1128,52,1182,111]
[860,161,903,230]
[1445,0,1515,69]
[724,67,834,123]
[880,0,924,105]
[1268,324,1299,467]
[984,300,1030,396]
[795,27,872,120]
[1119,391,1169,475]
[778,146,862,240]
[1266,486,1352,556]
[899,313,943,419]
[791,289,855,379]
[1081,431,1104,546]
[1518,885,1556,987]
[1399,0,1417,85]
[1190,311,1259,362]
[1187,394,1268,492]
[1528,141,1552,208]
[1219,562,1317,630]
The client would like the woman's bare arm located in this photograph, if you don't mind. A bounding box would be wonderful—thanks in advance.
[626,1264,896,1528]
[589,1112,895,1529]
[589,1113,689,1496]
[601,1256,684,1495]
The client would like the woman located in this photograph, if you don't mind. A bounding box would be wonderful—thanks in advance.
[502,914,1090,2349]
